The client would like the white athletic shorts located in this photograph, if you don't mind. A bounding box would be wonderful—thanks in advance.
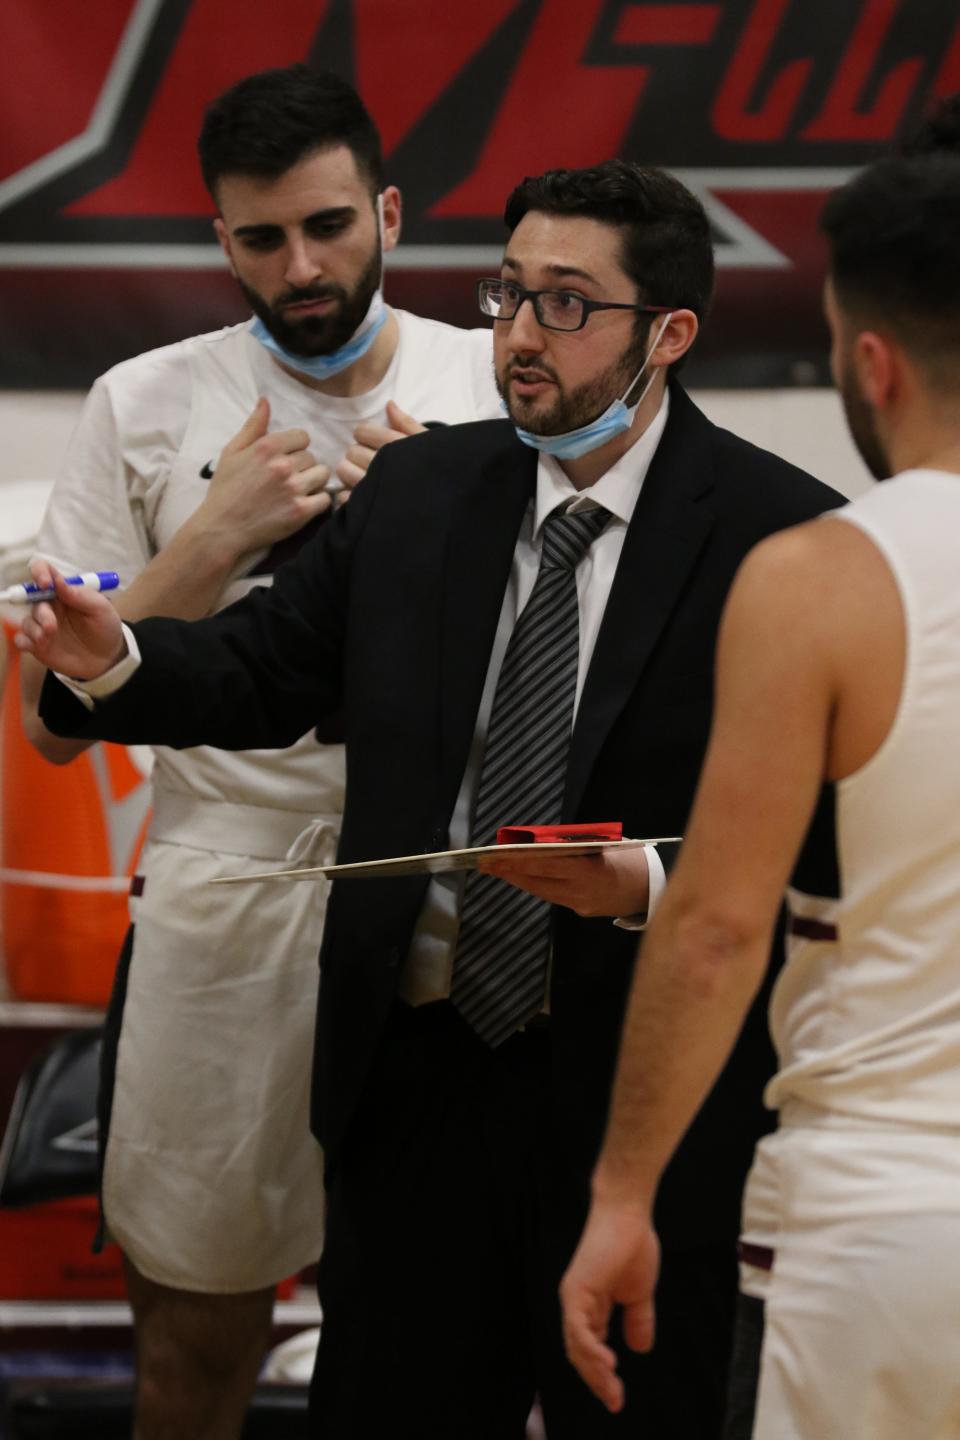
[101,799,336,1294]
[730,1104,960,1440]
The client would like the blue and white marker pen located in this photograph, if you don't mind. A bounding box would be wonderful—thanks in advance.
[0,570,121,604]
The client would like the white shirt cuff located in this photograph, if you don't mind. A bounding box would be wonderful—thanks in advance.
[54,623,142,710]
[613,843,667,932]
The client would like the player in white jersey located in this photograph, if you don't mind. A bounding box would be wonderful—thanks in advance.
[21,65,498,1440]
[558,149,960,1436]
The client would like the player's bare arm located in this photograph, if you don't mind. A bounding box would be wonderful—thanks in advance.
[118,397,332,624]
[561,514,906,1410]
[20,398,331,761]
[561,519,852,1411]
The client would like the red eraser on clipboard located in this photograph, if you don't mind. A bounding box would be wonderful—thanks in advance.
[495,822,623,845]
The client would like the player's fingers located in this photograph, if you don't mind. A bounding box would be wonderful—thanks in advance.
[334,457,367,490]
[295,462,332,495]
[269,426,312,455]
[386,400,427,436]
[622,1297,656,1354]
[220,397,270,458]
[575,1345,624,1414]
[595,1367,625,1415]
[351,421,398,452]
[341,442,375,470]
[300,490,333,519]
[288,448,319,473]
[562,1301,624,1413]
[266,454,296,484]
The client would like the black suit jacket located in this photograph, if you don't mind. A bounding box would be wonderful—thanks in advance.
[41,384,843,1247]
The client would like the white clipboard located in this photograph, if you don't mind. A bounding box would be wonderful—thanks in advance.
[209,836,682,885]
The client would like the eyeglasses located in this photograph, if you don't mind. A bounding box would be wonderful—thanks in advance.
[476,278,671,333]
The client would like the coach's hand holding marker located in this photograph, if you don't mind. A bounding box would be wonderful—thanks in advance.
[0,570,120,603]
[13,561,128,681]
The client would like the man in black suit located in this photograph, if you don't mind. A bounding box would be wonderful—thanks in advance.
[21,161,841,1439]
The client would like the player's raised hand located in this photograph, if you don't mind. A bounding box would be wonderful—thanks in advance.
[14,562,127,680]
[196,397,333,554]
[334,400,428,500]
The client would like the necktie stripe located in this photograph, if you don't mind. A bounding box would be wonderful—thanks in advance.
[479,674,573,763]
[476,683,574,781]
[474,739,569,828]
[465,971,545,1034]
[458,876,544,938]
[450,503,610,1045]
[492,605,579,686]
[481,615,581,733]
[495,619,580,696]
[455,934,548,1016]
[454,902,548,984]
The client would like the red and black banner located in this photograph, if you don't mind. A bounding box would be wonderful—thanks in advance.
[1,0,956,387]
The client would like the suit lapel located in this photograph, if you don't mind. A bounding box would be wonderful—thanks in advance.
[565,386,717,815]
[438,432,536,815]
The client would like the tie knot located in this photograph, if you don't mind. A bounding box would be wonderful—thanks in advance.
[540,504,610,572]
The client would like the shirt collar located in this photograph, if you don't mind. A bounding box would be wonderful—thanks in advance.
[532,388,671,538]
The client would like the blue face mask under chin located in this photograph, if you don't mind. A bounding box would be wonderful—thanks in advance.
[511,312,673,461]
[250,287,387,381]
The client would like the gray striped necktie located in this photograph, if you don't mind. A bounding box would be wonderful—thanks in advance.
[450,503,611,1047]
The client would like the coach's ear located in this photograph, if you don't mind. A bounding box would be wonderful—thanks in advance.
[648,310,698,371]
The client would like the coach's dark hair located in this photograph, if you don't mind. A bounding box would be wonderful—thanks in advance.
[504,160,715,353]
[821,153,960,388]
[198,64,383,200]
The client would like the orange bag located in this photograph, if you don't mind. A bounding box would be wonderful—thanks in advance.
[0,628,151,1006]
[0,1197,126,1299]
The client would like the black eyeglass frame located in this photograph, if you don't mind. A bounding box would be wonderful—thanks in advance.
[476,278,672,333]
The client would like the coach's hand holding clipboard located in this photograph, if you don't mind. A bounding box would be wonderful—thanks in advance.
[477,822,660,919]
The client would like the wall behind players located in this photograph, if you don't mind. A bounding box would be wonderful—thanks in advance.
[0,389,873,502]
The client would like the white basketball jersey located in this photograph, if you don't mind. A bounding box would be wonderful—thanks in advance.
[767,469,960,1127]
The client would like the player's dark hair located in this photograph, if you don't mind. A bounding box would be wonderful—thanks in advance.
[899,91,960,157]
[821,153,960,388]
[504,160,715,340]
[198,64,383,200]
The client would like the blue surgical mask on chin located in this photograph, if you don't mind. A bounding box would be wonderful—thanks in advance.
[251,192,388,381]
[250,287,387,381]
[511,311,673,461]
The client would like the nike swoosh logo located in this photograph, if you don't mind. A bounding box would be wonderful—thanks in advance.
[200,460,215,479]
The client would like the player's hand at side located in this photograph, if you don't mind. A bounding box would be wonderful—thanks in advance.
[13,562,127,679]
[334,400,427,503]
[477,845,650,918]
[559,1198,660,1414]
[196,397,333,553]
